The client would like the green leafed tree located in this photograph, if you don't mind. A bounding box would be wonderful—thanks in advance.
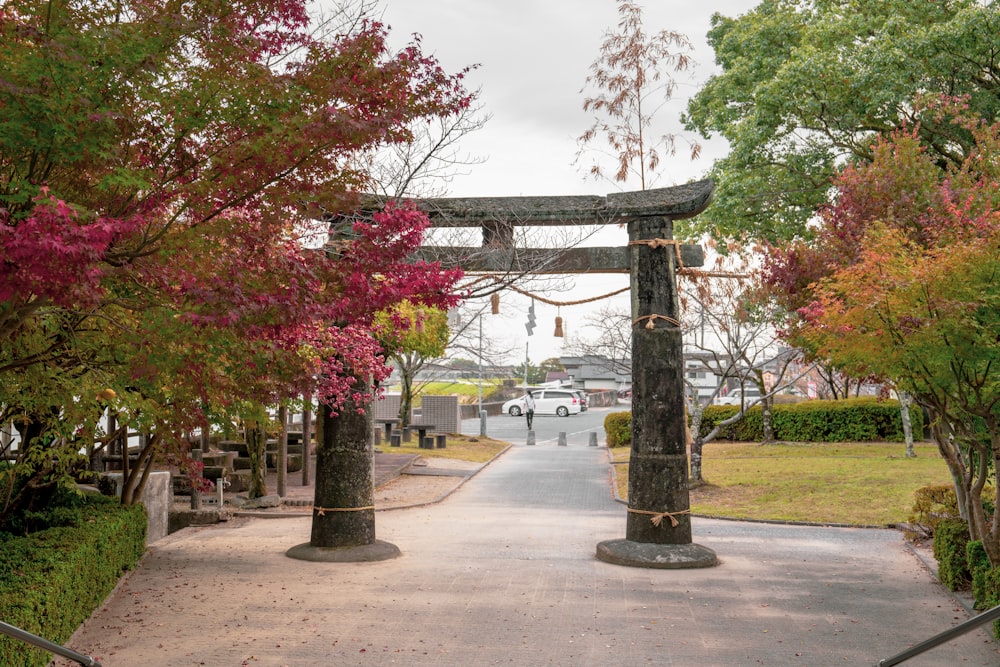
[684,0,1000,243]
[376,301,450,427]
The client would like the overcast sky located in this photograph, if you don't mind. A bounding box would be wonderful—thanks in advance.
[377,0,761,367]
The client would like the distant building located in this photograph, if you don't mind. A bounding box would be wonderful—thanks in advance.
[683,351,729,405]
[559,355,631,391]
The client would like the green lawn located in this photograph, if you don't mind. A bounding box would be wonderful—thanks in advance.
[611,441,953,526]
[383,433,509,463]
[385,379,505,405]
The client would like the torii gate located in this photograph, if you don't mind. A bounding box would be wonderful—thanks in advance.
[289,179,718,569]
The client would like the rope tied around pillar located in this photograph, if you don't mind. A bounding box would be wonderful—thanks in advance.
[628,237,684,269]
[313,505,375,516]
[633,314,681,329]
[628,507,692,528]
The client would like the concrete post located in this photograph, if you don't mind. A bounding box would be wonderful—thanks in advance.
[479,410,487,436]
[558,432,567,447]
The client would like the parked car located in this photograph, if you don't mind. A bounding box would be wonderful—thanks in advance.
[714,386,762,406]
[571,390,588,412]
[503,389,582,417]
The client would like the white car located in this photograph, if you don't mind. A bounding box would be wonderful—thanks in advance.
[714,387,762,406]
[503,389,582,417]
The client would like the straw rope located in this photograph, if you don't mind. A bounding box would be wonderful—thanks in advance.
[628,507,691,528]
[633,313,681,329]
[628,238,684,268]
[313,505,375,516]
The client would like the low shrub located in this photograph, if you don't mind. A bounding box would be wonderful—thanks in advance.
[0,495,146,667]
[907,484,962,539]
[604,411,631,448]
[966,541,1000,638]
[933,519,972,591]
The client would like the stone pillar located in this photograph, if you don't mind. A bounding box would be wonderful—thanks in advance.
[596,215,717,569]
[287,382,399,562]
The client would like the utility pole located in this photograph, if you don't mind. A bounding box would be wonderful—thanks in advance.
[524,299,535,388]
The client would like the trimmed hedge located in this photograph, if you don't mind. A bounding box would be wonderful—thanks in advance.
[605,398,922,448]
[933,519,972,591]
[966,541,1000,637]
[604,411,632,448]
[0,495,146,667]
[699,398,922,443]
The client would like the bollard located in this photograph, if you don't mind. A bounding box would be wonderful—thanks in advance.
[526,431,535,446]
[479,410,487,437]
[558,432,567,447]
[589,432,598,447]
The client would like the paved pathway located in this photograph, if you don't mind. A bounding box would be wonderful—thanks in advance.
[57,443,999,666]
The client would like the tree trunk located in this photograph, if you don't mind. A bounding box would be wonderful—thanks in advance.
[310,383,377,548]
[399,368,414,427]
[761,397,774,443]
[277,406,287,498]
[245,424,268,499]
[301,394,312,486]
[931,421,970,522]
[688,401,705,485]
[899,391,916,458]
[121,434,157,506]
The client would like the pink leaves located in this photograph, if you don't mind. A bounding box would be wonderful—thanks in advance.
[0,190,141,306]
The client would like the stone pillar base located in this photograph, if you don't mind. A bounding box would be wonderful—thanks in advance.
[596,539,718,569]
[286,539,401,563]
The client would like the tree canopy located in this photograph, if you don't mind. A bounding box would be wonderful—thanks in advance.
[763,98,1000,563]
[0,0,470,521]
[375,300,450,426]
[683,0,1000,243]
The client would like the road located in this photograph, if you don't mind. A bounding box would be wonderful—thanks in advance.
[461,403,620,446]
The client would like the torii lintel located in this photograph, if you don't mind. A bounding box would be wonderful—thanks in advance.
[366,179,713,227]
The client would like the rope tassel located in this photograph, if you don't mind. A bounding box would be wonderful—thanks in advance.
[633,314,681,329]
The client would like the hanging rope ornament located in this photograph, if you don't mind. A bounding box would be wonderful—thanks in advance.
[554,309,564,338]
[490,292,500,314]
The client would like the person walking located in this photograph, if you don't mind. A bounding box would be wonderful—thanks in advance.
[524,391,536,430]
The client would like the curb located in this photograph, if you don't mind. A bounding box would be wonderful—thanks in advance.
[232,444,513,519]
